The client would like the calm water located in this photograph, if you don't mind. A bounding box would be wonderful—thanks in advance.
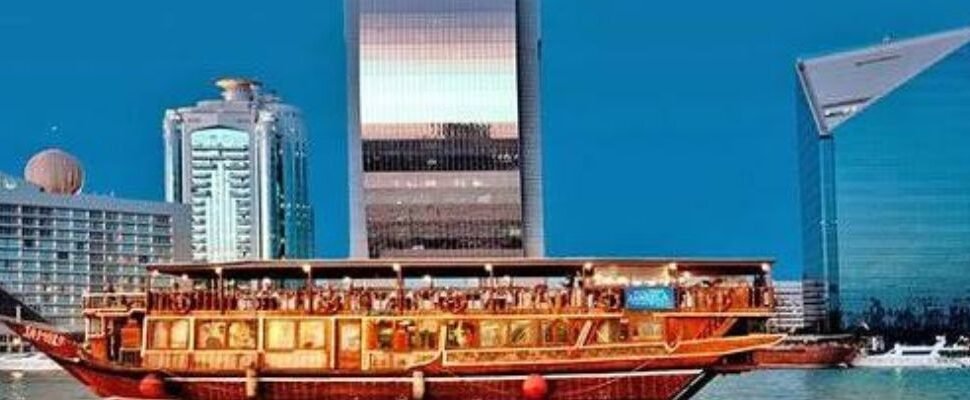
[0,369,968,399]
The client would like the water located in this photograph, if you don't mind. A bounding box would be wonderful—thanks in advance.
[698,369,970,400]
[0,369,968,399]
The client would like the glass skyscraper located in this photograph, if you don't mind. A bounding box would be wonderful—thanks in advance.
[164,79,313,262]
[797,27,970,326]
[346,0,544,259]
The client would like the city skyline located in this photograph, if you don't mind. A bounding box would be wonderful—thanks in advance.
[2,1,970,278]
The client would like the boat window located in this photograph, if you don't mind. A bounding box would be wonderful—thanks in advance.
[87,318,103,336]
[228,321,258,350]
[265,320,297,350]
[410,320,438,351]
[372,320,396,351]
[509,320,538,347]
[480,321,508,348]
[541,320,572,346]
[339,322,361,352]
[631,317,663,341]
[900,350,932,356]
[446,321,479,349]
[148,319,188,350]
[195,320,257,350]
[171,320,189,349]
[196,321,227,350]
[298,320,327,350]
[592,320,622,344]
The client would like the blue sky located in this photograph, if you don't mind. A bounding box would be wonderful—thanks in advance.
[1,1,969,279]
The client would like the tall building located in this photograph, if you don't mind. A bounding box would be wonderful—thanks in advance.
[345,0,544,258]
[164,79,313,262]
[0,149,191,344]
[767,280,827,333]
[796,27,970,326]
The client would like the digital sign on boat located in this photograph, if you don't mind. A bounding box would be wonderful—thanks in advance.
[624,287,676,310]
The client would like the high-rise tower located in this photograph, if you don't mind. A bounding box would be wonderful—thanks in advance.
[346,0,544,258]
[164,79,313,262]
[796,28,970,327]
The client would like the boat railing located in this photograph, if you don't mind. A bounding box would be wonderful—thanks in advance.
[141,284,773,315]
[675,286,774,312]
[83,292,148,311]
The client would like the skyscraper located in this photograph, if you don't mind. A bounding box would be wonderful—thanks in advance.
[796,27,970,326]
[345,0,544,259]
[164,79,313,262]
[0,149,191,345]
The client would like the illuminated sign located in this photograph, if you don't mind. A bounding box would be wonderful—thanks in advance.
[624,287,675,310]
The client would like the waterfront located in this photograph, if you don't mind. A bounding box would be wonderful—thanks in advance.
[1,369,968,400]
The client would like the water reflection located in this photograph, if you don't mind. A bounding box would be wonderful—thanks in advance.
[699,369,970,400]
[0,371,95,400]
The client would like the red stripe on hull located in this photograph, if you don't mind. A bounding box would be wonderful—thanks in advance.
[164,373,705,400]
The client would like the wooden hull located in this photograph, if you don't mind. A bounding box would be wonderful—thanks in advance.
[753,344,856,369]
[161,370,712,400]
[1,317,779,400]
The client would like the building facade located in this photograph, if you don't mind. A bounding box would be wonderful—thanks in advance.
[796,28,970,326]
[164,79,313,262]
[0,161,190,341]
[345,0,544,258]
[768,280,827,333]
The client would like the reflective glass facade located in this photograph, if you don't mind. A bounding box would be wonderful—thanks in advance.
[798,32,970,325]
[346,0,543,258]
[164,80,313,262]
[190,128,253,261]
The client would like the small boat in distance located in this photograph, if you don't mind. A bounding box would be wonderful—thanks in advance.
[1,258,783,400]
[852,336,970,368]
[753,334,856,369]
[0,352,61,372]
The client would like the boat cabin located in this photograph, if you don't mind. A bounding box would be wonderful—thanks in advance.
[80,258,775,374]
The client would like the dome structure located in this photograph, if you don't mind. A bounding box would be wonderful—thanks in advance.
[24,148,84,195]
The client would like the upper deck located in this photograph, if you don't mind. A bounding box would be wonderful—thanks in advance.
[78,257,778,374]
[84,257,776,316]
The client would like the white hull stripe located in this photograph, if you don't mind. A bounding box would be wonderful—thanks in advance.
[166,369,704,384]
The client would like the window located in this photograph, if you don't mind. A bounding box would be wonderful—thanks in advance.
[478,321,508,348]
[148,319,190,350]
[264,320,296,350]
[195,320,257,351]
[446,321,479,349]
[508,320,537,347]
[542,320,573,346]
[409,320,438,351]
[592,320,623,344]
[631,317,663,341]
[298,320,327,350]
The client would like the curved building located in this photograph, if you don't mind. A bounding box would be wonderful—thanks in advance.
[796,27,970,327]
[345,0,544,259]
[163,79,313,262]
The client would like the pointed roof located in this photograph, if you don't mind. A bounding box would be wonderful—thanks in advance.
[797,27,970,135]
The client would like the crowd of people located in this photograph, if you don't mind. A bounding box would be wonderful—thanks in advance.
[147,283,626,315]
[140,278,771,315]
